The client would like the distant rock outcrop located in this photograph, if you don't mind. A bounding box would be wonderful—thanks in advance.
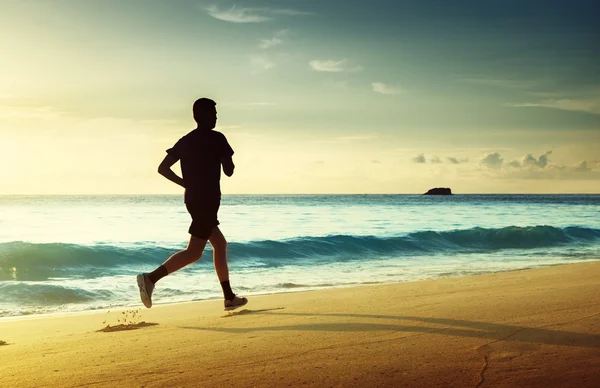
[424,187,452,195]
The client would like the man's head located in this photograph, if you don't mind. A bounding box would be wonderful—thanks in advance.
[193,98,217,129]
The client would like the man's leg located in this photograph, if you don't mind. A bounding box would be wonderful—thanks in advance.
[137,236,207,308]
[209,226,247,309]
[209,226,229,283]
[161,235,207,274]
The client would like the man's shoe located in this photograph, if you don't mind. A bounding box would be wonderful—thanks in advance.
[224,296,248,311]
[136,274,155,308]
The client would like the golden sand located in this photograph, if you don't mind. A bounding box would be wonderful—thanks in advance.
[2,262,600,387]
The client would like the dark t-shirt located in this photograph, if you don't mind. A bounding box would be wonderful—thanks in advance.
[166,129,234,202]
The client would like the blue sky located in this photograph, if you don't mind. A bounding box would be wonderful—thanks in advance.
[1,0,599,193]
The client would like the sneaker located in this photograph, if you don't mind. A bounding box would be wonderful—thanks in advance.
[224,295,248,311]
[136,273,155,308]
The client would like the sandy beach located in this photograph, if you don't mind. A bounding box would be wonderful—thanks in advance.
[1,261,600,387]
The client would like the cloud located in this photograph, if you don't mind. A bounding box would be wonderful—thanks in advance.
[574,161,591,172]
[411,154,470,164]
[205,6,311,23]
[308,59,362,73]
[510,99,600,115]
[250,55,275,71]
[521,151,552,168]
[479,151,600,180]
[259,38,282,49]
[271,9,313,16]
[259,29,289,49]
[483,151,554,171]
[412,154,426,163]
[502,151,554,170]
[480,152,504,169]
[447,157,469,164]
[372,82,401,95]
[206,5,271,23]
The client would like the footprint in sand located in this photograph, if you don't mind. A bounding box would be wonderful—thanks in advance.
[96,322,159,332]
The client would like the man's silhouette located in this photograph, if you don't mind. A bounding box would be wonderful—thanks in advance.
[137,98,247,311]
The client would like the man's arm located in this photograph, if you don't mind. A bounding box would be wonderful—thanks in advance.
[222,156,235,177]
[158,154,185,188]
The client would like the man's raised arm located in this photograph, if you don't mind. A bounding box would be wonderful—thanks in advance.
[158,154,185,188]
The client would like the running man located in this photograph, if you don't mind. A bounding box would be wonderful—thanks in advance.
[136,98,247,311]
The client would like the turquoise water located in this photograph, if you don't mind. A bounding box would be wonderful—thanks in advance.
[1,194,599,317]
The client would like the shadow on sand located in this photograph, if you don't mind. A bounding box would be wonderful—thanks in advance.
[180,309,600,348]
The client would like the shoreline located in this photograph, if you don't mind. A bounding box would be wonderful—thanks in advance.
[2,261,600,387]
[3,259,598,322]
[2,259,599,322]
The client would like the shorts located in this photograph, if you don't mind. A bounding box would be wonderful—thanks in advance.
[185,199,220,240]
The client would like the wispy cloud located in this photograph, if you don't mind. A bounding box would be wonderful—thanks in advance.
[271,9,313,16]
[309,59,362,73]
[206,5,270,23]
[259,37,282,49]
[205,5,311,23]
[372,82,401,95]
[509,99,600,115]
[249,55,275,72]
[259,29,289,49]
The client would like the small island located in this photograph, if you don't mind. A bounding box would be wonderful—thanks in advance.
[423,187,452,195]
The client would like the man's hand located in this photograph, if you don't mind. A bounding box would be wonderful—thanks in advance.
[222,156,235,177]
[158,154,185,188]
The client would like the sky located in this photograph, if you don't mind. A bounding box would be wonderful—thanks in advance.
[1,0,599,194]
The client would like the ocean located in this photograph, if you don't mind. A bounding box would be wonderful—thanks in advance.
[1,194,599,318]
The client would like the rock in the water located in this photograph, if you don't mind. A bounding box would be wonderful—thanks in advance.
[424,187,452,195]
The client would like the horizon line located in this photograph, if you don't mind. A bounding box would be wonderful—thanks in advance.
[0,193,598,196]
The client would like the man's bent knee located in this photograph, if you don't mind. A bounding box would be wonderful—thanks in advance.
[209,228,227,250]
[186,236,207,259]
